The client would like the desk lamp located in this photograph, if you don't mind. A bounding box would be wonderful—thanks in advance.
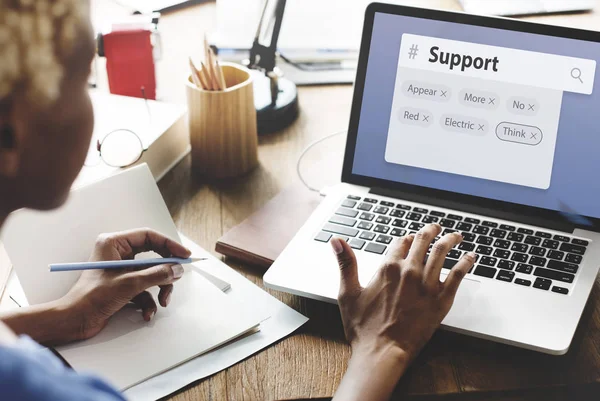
[245,0,299,134]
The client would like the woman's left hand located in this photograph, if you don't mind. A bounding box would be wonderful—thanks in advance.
[61,228,191,340]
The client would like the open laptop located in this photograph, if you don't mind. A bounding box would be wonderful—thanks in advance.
[264,3,600,355]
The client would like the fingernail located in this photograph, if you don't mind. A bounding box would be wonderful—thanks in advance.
[171,264,184,279]
[467,252,476,259]
[330,238,344,255]
[149,310,155,321]
[165,291,172,306]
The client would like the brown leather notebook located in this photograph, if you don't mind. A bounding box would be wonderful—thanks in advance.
[215,185,322,268]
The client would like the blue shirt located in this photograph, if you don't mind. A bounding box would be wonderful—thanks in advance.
[0,336,126,401]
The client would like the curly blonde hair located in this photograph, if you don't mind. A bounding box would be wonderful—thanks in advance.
[0,0,90,106]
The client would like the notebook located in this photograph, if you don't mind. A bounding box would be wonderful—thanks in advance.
[1,164,267,390]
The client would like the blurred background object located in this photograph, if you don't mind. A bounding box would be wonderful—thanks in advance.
[458,0,594,17]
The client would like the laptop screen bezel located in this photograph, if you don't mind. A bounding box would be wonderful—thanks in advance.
[341,2,600,231]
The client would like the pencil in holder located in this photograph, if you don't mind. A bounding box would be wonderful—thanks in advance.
[186,62,259,179]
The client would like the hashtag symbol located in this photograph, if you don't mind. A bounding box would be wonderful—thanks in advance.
[408,44,419,60]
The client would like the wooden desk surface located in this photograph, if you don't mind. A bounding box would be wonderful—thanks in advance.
[94,1,600,399]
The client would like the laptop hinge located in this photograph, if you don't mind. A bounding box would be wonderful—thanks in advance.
[370,187,575,233]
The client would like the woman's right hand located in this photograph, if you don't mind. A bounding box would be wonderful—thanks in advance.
[331,223,476,401]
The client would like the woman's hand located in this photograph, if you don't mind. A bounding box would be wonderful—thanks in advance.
[0,228,191,346]
[332,223,476,401]
[62,228,191,340]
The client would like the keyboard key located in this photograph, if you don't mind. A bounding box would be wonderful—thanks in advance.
[499,224,516,231]
[511,252,528,262]
[341,199,357,208]
[547,250,564,260]
[357,221,373,230]
[409,222,425,231]
[374,225,390,234]
[359,213,375,221]
[422,215,439,223]
[374,206,389,215]
[476,245,493,255]
[498,260,515,270]
[473,226,489,235]
[413,207,428,214]
[396,204,411,210]
[517,228,534,235]
[406,213,422,221]
[390,228,406,237]
[542,239,559,250]
[516,263,533,274]
[474,265,497,278]
[553,235,570,242]
[364,198,378,204]
[329,215,357,227]
[511,243,528,253]
[439,219,456,228]
[552,286,569,295]
[494,239,510,249]
[359,231,376,241]
[533,278,552,291]
[357,203,373,211]
[336,207,358,218]
[482,221,498,228]
[465,217,481,224]
[496,270,515,282]
[572,239,589,246]
[493,249,510,259]
[535,231,552,239]
[442,229,457,236]
[447,214,463,221]
[534,267,574,283]
[376,235,393,244]
[476,236,493,245]
[390,209,405,218]
[507,232,524,242]
[525,236,542,246]
[490,229,507,239]
[332,235,349,242]
[547,260,579,274]
[515,278,532,287]
[323,223,359,237]
[349,238,366,250]
[462,233,476,242]
[565,253,582,264]
[380,201,394,207]
[448,249,462,259]
[430,211,445,217]
[559,243,586,256]
[529,256,547,266]
[529,246,546,257]
[347,195,361,200]
[376,216,391,224]
[458,242,476,251]
[365,242,386,254]
[392,219,408,227]
[456,222,473,231]
[480,256,497,267]
[314,231,332,243]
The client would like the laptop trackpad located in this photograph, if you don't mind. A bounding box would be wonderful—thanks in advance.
[443,277,481,321]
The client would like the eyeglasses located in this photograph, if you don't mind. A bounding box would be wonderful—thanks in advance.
[84,129,147,168]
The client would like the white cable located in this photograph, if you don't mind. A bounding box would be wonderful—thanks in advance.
[296,130,346,193]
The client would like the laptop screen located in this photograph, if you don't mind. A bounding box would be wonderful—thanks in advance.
[349,9,600,222]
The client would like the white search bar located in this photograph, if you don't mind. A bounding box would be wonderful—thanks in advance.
[398,34,596,95]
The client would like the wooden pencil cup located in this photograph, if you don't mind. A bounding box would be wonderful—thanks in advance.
[186,62,259,179]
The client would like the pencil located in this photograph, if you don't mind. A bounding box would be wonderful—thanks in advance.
[200,61,214,91]
[188,57,203,89]
[49,257,207,272]
[215,59,227,90]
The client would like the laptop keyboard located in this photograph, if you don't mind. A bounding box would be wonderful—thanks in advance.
[314,194,591,296]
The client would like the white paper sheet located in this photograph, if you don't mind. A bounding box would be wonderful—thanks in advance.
[124,234,309,401]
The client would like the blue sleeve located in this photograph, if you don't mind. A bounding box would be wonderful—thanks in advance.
[0,336,126,401]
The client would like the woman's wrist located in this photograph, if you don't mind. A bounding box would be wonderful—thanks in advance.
[0,298,85,346]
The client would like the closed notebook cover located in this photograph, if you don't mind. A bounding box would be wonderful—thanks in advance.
[215,185,322,268]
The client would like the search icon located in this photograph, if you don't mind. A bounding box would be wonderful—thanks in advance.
[571,67,584,83]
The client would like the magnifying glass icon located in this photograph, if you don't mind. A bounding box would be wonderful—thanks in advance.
[571,67,584,83]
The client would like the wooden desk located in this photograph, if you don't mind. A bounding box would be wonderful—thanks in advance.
[63,1,600,399]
